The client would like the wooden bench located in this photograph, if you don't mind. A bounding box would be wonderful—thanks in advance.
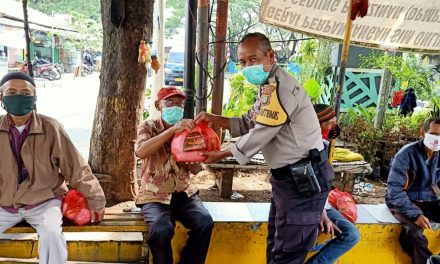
[332,161,373,193]
[206,163,269,198]
[1,207,148,263]
[1,203,439,264]
[207,160,372,198]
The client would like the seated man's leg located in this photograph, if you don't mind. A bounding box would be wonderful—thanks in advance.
[142,202,174,264]
[173,192,213,264]
[307,207,360,264]
[24,199,67,264]
[391,208,431,264]
[0,208,24,233]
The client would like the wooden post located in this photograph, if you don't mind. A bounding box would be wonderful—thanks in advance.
[22,0,33,77]
[149,0,166,120]
[215,168,233,198]
[333,0,354,118]
[330,0,354,164]
[212,0,228,135]
[375,51,394,129]
[196,0,209,114]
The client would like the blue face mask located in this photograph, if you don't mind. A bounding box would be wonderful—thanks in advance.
[241,64,270,85]
[162,106,184,125]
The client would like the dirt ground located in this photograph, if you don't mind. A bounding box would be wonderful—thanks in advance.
[193,169,387,205]
[111,167,386,212]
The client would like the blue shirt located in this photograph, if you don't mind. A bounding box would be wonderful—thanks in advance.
[386,140,440,219]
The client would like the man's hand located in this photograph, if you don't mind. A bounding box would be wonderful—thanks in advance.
[199,150,232,164]
[171,119,195,134]
[194,111,221,126]
[90,208,105,223]
[415,215,431,230]
[320,209,342,238]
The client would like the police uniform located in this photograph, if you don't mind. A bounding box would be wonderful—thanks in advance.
[229,64,334,264]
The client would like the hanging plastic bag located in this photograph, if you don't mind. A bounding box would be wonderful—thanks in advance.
[151,54,161,73]
[391,90,404,108]
[171,121,221,162]
[328,189,358,223]
[62,190,91,226]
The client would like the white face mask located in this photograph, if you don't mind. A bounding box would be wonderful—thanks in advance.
[423,133,440,152]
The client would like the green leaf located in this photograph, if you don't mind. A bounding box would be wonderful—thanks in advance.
[303,78,321,103]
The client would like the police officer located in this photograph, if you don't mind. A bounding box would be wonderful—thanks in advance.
[194,32,334,264]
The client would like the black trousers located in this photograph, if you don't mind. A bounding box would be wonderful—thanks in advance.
[390,200,440,264]
[266,174,329,264]
[141,192,214,264]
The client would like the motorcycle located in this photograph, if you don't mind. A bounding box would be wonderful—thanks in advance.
[33,57,62,80]
[20,61,59,81]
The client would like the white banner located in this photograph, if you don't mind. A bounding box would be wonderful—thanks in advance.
[260,0,440,53]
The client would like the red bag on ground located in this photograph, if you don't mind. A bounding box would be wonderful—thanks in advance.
[171,121,221,162]
[391,90,404,108]
[328,189,358,223]
[62,190,91,226]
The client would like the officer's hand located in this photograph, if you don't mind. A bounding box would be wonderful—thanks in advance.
[194,111,218,126]
[90,208,105,223]
[320,210,341,238]
[415,215,431,230]
[171,119,195,134]
[199,150,232,164]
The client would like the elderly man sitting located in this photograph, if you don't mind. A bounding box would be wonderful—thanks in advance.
[0,72,106,264]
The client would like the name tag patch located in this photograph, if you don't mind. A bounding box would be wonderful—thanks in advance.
[255,82,288,127]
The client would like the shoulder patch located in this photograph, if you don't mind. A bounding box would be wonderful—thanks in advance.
[255,81,288,127]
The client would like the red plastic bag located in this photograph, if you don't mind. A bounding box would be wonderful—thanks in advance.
[171,121,221,162]
[62,190,91,226]
[391,90,404,108]
[328,189,358,223]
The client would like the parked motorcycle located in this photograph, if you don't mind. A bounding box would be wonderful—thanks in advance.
[20,61,59,81]
[33,57,62,80]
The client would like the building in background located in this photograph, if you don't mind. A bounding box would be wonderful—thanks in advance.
[0,0,80,72]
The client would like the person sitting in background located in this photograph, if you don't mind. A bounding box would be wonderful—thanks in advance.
[386,117,440,264]
[0,72,106,264]
[135,87,213,264]
[306,104,360,264]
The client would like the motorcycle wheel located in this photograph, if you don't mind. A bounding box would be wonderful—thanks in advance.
[54,69,62,80]
[47,69,57,81]
[56,64,64,73]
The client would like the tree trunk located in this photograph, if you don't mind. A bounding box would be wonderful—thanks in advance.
[89,0,153,204]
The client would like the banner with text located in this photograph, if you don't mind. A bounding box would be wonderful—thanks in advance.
[260,0,440,53]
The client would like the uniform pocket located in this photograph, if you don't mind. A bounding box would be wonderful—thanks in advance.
[283,211,320,252]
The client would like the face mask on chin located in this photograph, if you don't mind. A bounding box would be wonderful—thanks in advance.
[424,133,440,152]
[1,95,36,116]
[162,106,184,125]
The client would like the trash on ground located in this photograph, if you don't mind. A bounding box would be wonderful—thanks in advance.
[231,191,244,200]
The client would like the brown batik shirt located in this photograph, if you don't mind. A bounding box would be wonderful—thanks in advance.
[135,118,198,205]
